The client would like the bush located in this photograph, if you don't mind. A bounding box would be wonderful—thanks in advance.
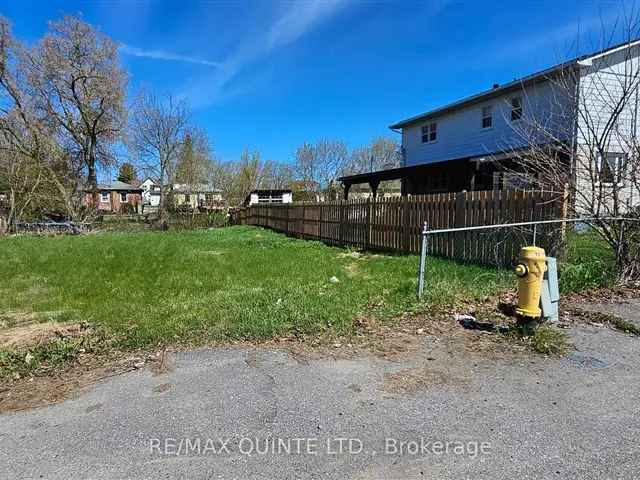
[120,203,137,215]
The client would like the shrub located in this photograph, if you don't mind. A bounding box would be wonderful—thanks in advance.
[120,203,137,215]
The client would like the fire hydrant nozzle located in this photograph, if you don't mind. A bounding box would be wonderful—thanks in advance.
[514,264,528,277]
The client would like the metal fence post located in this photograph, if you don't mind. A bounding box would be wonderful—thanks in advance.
[417,221,429,299]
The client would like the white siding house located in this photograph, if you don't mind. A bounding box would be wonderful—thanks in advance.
[140,178,161,207]
[339,39,640,209]
[245,190,293,206]
[399,79,574,169]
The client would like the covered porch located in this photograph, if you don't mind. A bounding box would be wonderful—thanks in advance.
[338,155,510,200]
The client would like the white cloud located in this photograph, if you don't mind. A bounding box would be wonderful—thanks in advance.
[180,0,352,108]
[490,10,623,63]
[120,44,220,67]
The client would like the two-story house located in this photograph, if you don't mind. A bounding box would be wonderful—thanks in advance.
[339,40,640,210]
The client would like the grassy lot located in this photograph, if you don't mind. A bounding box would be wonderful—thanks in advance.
[560,229,617,292]
[0,226,512,351]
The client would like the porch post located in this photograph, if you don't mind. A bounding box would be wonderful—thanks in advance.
[343,183,351,200]
[369,180,380,199]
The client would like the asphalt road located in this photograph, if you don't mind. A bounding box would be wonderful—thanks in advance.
[2,303,639,480]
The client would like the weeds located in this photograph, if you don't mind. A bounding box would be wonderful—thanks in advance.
[570,309,640,336]
[529,326,570,355]
[0,226,512,351]
[561,230,616,293]
[506,323,571,356]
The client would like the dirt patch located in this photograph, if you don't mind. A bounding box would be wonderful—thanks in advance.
[0,361,112,414]
[336,251,364,259]
[0,350,164,414]
[382,366,462,394]
[0,322,87,349]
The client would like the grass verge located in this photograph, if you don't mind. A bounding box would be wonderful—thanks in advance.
[0,226,512,376]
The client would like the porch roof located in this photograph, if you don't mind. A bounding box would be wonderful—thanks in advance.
[338,159,456,186]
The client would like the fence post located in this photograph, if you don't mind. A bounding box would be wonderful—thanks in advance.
[302,203,306,238]
[285,203,291,235]
[454,191,467,260]
[365,198,371,250]
[339,200,345,245]
[402,195,409,253]
[417,222,429,299]
[319,203,323,241]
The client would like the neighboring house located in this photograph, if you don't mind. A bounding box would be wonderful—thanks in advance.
[338,40,640,208]
[173,184,224,211]
[244,189,293,206]
[83,181,143,213]
[140,177,161,208]
[140,179,225,211]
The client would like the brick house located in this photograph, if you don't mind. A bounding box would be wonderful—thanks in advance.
[83,181,143,213]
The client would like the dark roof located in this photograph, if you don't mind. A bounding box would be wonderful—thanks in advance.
[84,180,143,192]
[390,38,640,129]
[338,161,455,184]
[249,189,292,194]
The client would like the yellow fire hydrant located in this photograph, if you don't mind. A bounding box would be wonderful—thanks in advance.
[514,246,547,318]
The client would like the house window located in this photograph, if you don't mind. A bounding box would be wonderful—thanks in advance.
[120,192,128,203]
[481,105,493,129]
[421,122,437,143]
[100,191,109,202]
[185,194,191,203]
[597,153,626,184]
[510,97,523,121]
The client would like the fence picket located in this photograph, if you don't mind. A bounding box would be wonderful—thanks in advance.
[232,189,565,266]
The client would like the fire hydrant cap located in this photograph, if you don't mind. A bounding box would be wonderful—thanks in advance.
[519,246,546,260]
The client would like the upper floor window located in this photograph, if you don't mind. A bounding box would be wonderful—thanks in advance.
[510,97,523,121]
[597,152,626,184]
[120,192,128,203]
[100,191,109,202]
[481,105,493,129]
[421,122,437,143]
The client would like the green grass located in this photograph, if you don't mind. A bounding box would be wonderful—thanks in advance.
[560,229,617,293]
[528,326,570,356]
[0,226,511,352]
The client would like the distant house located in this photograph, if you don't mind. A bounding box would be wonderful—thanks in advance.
[139,179,225,211]
[173,184,224,211]
[244,189,293,206]
[140,177,161,208]
[83,181,143,213]
[338,39,640,209]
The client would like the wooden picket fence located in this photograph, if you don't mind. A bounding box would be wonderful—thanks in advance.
[232,189,568,265]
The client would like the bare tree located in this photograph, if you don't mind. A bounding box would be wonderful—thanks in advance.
[129,92,188,222]
[0,17,83,226]
[264,161,294,190]
[348,136,400,174]
[507,15,640,280]
[23,15,127,205]
[295,139,349,199]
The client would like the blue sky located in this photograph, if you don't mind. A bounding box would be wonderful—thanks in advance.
[1,0,634,172]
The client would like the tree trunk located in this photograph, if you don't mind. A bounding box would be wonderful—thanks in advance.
[87,160,99,209]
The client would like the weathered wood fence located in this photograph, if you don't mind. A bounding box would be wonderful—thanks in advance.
[232,190,567,265]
